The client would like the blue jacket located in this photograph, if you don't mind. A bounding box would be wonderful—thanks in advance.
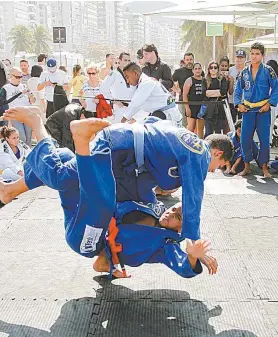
[227,132,242,163]
[234,63,278,111]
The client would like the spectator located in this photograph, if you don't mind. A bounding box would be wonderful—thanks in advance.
[183,62,205,138]
[37,53,48,71]
[59,65,67,74]
[219,56,234,133]
[69,64,87,104]
[0,60,8,89]
[202,61,229,137]
[136,48,145,67]
[99,53,115,80]
[0,67,35,146]
[20,60,31,85]
[142,44,173,90]
[27,65,46,122]
[45,104,94,152]
[80,64,101,114]
[38,58,69,118]
[0,125,30,181]
[229,50,246,121]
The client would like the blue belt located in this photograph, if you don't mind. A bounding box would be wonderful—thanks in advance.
[131,123,146,176]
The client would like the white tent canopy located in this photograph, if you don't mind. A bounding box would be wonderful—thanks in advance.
[235,33,278,48]
[145,0,278,29]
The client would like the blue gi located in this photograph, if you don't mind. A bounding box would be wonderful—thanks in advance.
[234,63,278,166]
[23,136,203,278]
[227,131,258,173]
[25,118,210,241]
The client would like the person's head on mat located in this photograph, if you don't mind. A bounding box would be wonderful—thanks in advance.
[205,134,234,172]
[159,202,182,232]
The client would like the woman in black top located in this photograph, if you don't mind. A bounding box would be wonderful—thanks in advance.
[183,63,205,138]
[202,61,229,138]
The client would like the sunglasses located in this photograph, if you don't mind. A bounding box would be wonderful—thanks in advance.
[87,72,97,75]
[12,74,23,79]
[209,66,218,70]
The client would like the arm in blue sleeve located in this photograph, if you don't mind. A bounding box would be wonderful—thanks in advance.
[148,241,203,278]
[267,68,278,106]
[234,72,244,107]
[179,155,207,241]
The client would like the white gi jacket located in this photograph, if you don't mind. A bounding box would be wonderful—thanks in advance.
[99,68,136,123]
[0,139,31,181]
[123,73,182,125]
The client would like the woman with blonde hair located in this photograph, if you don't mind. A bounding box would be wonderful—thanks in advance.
[79,64,101,115]
[69,64,87,104]
[202,61,229,137]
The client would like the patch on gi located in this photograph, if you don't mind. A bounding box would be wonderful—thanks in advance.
[147,202,165,217]
[177,130,204,155]
[245,81,250,90]
[243,72,249,80]
[80,225,103,254]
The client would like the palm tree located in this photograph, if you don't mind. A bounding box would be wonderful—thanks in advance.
[181,20,270,66]
[8,25,32,54]
[32,25,51,55]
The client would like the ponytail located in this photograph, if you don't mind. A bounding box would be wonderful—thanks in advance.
[0,125,17,139]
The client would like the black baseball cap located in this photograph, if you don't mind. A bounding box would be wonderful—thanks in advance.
[235,50,246,58]
[142,44,158,53]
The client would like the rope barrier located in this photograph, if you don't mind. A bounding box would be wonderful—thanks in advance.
[0,90,226,107]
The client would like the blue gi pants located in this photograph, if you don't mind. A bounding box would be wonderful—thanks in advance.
[241,110,271,166]
[24,137,115,258]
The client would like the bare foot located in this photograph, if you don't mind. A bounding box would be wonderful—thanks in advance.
[93,255,128,279]
[70,118,111,142]
[0,181,14,205]
[263,169,272,178]
[3,106,42,129]
[237,169,251,176]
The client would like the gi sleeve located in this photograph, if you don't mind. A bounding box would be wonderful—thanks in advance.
[99,72,114,99]
[124,81,157,120]
[234,71,244,107]
[160,64,173,90]
[267,67,278,107]
[0,152,21,173]
[148,241,203,278]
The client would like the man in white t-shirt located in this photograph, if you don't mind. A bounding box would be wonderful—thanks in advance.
[0,67,35,146]
[229,50,246,122]
[38,59,69,118]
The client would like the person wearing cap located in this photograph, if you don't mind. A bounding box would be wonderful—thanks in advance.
[141,44,173,91]
[121,62,182,124]
[37,58,69,118]
[234,42,278,178]
[100,52,136,123]
[229,49,247,122]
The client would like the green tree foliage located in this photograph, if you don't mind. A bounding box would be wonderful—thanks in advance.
[181,20,271,66]
[32,25,51,55]
[8,24,51,55]
[8,25,32,54]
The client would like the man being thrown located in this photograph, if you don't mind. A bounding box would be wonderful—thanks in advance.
[0,107,222,278]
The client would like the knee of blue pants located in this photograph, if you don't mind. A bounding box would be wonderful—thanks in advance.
[26,138,78,191]
[24,146,76,190]
[256,111,271,166]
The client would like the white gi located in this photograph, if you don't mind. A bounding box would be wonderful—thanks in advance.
[99,68,136,123]
[123,73,182,125]
[0,139,30,181]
